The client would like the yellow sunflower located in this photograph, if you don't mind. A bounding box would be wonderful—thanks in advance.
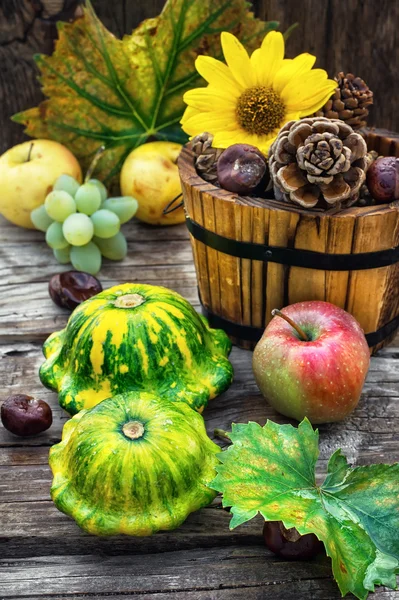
[181,31,337,154]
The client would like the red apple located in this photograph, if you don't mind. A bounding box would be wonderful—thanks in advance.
[252,301,370,424]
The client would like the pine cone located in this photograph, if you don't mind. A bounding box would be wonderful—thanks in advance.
[189,132,224,184]
[314,72,373,130]
[268,117,369,210]
[358,184,376,207]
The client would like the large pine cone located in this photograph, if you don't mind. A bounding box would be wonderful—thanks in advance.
[314,72,373,130]
[268,117,369,209]
[189,132,224,184]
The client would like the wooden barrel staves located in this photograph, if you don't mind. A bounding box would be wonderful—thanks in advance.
[178,130,399,353]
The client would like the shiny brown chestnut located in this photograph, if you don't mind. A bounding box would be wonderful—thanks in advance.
[366,157,399,204]
[263,521,324,560]
[217,143,268,195]
[49,270,102,310]
[1,394,52,436]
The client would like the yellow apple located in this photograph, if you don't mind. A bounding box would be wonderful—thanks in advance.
[120,141,184,226]
[0,140,82,229]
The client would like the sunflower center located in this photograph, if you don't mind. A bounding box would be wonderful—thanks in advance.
[236,86,285,135]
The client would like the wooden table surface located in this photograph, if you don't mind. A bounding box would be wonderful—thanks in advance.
[0,214,398,600]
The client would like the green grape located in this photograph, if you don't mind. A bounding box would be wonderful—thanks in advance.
[70,242,102,275]
[94,232,127,261]
[63,213,94,246]
[46,222,69,250]
[53,174,80,198]
[45,190,76,222]
[53,246,71,265]
[90,209,120,239]
[30,204,54,232]
[75,183,102,215]
[88,178,108,203]
[103,197,138,224]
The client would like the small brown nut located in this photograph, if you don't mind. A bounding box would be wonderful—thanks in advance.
[217,144,268,195]
[263,521,324,560]
[49,271,102,311]
[1,394,52,436]
[366,157,399,203]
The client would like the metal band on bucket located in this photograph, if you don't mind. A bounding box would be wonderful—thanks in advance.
[186,217,399,271]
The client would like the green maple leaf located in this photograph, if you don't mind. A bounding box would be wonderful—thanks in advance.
[211,419,399,600]
[12,0,280,185]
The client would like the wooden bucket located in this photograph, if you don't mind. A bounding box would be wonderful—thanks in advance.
[178,130,399,353]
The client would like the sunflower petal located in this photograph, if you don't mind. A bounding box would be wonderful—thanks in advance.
[183,87,237,111]
[258,136,277,154]
[221,31,255,88]
[253,31,285,88]
[289,82,337,112]
[284,112,301,122]
[195,56,242,97]
[273,53,317,93]
[281,69,329,98]
[181,105,201,125]
[297,92,335,117]
[213,130,247,148]
[250,49,262,84]
[282,71,337,112]
[212,129,275,153]
[181,110,237,136]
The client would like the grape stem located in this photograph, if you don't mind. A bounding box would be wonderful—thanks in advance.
[271,309,309,341]
[84,145,106,183]
[27,142,34,162]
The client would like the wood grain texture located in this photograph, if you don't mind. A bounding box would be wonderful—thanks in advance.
[0,548,347,597]
[0,0,398,154]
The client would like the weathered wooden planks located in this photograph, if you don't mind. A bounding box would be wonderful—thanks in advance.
[0,547,398,599]
[0,547,340,598]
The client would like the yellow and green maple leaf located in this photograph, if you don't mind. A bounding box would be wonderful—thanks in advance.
[13,0,280,185]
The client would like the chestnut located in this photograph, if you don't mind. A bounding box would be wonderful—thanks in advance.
[49,270,102,310]
[1,394,52,436]
[366,157,399,204]
[263,521,324,560]
[217,143,268,195]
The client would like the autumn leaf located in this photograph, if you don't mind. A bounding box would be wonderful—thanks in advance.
[211,419,399,600]
[13,0,280,185]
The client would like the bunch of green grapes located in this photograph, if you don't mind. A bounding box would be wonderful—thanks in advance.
[31,175,138,275]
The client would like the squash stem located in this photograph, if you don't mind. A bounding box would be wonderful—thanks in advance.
[122,421,145,440]
[114,294,145,309]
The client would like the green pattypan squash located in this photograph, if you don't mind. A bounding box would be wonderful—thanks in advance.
[49,391,220,536]
[40,283,233,415]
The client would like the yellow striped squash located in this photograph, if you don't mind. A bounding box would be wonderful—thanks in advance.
[40,283,233,415]
[49,391,219,536]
